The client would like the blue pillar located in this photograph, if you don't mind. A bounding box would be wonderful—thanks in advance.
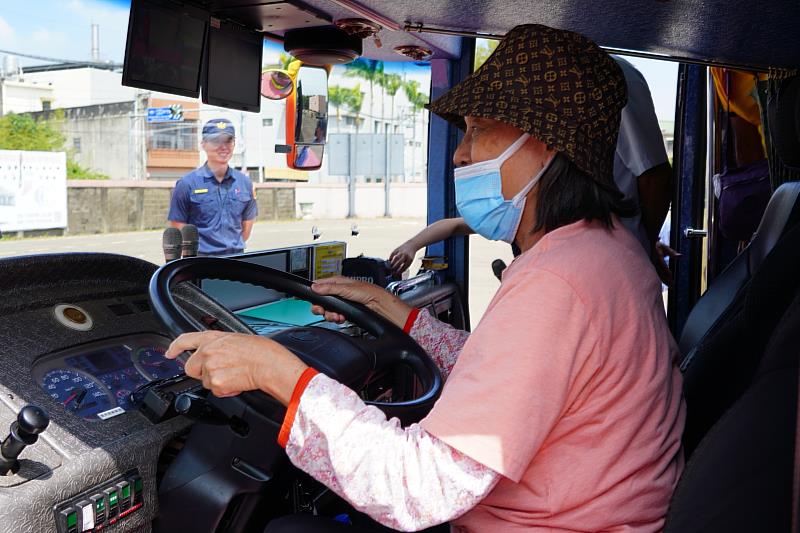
[426,38,475,327]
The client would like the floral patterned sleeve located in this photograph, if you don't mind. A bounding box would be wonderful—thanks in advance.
[284,373,499,532]
[407,309,470,379]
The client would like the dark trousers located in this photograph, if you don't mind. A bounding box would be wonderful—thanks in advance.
[265,515,450,533]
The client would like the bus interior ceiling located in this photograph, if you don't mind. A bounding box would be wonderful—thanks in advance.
[198,0,800,71]
[188,0,800,336]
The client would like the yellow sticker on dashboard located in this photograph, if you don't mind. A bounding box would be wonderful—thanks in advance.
[313,243,346,280]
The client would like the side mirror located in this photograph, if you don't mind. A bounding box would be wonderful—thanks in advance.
[285,65,328,170]
[260,69,294,101]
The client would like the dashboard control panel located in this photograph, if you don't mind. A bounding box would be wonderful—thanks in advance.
[54,470,143,533]
[32,334,183,421]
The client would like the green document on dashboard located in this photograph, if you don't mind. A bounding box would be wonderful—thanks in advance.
[237,298,322,326]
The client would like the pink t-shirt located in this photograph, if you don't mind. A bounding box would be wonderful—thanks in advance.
[420,218,685,532]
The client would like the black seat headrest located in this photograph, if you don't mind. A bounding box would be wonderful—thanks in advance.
[747,181,800,272]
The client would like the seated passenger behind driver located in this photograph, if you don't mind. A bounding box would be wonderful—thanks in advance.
[166,24,685,532]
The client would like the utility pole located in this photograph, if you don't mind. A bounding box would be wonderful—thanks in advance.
[132,91,149,180]
[91,24,100,62]
[131,92,138,180]
[240,112,246,173]
[384,122,391,217]
[128,109,134,179]
[0,55,7,117]
[347,135,356,218]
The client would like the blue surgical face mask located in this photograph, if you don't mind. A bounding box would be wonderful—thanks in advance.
[455,133,554,243]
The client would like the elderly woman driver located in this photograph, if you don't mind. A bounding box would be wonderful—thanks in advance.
[166,24,685,532]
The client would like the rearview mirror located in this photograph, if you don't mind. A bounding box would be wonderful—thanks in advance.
[286,65,328,170]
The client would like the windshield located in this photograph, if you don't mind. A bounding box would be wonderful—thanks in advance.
[0,1,676,323]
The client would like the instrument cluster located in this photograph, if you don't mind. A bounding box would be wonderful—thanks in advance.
[32,334,184,421]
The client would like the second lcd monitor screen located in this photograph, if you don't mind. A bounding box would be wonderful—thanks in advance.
[203,23,264,113]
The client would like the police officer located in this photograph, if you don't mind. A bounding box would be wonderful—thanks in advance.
[168,118,258,256]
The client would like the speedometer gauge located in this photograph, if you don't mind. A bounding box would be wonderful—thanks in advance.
[132,346,184,380]
[41,369,114,420]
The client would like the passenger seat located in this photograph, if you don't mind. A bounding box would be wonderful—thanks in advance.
[678,181,800,364]
[663,185,800,531]
[664,240,800,531]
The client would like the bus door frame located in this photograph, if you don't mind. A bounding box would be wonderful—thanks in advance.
[668,63,709,337]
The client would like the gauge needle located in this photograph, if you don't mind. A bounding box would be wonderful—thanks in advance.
[63,387,87,409]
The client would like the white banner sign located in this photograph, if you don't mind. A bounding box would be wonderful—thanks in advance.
[0,150,67,232]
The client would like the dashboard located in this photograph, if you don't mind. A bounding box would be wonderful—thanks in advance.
[0,253,196,533]
[32,334,184,421]
[0,252,460,533]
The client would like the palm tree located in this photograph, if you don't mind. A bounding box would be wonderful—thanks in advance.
[474,39,499,70]
[263,52,297,71]
[278,52,296,70]
[342,84,364,217]
[403,80,429,180]
[381,73,403,131]
[343,85,364,129]
[328,86,348,132]
[379,72,403,190]
[345,58,384,133]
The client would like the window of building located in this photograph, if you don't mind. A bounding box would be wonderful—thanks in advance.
[148,121,198,150]
[73,138,81,153]
[42,100,52,111]
[262,118,273,127]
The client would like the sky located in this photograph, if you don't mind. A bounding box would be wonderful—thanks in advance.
[0,0,132,66]
[0,0,677,122]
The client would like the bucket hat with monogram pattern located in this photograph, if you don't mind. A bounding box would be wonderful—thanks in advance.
[428,24,627,184]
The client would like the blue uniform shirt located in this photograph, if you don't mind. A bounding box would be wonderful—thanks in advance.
[168,164,258,255]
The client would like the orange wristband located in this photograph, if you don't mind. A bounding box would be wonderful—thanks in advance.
[277,367,319,448]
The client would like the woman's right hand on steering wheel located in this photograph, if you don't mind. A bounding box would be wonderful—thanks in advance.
[311,276,414,329]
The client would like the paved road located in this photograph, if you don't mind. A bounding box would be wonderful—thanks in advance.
[0,218,513,324]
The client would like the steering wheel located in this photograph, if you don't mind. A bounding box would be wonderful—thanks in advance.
[148,257,442,424]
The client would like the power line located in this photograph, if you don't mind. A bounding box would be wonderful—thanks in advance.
[0,48,121,69]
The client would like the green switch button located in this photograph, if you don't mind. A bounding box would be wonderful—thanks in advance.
[108,490,118,506]
[67,511,77,528]
[121,485,131,499]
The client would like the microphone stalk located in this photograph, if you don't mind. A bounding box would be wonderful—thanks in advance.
[162,227,182,263]
[180,224,199,258]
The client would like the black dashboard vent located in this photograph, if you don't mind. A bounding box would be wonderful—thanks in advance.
[132,299,151,312]
[108,303,134,316]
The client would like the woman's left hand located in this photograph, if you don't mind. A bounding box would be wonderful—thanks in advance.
[165,331,309,406]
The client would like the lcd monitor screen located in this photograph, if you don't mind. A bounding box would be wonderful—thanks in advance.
[203,23,264,112]
[199,250,291,312]
[122,0,207,98]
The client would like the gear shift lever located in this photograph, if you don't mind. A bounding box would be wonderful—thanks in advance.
[0,405,49,475]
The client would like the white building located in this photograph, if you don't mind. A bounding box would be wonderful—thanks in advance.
[23,63,136,109]
[0,77,54,114]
